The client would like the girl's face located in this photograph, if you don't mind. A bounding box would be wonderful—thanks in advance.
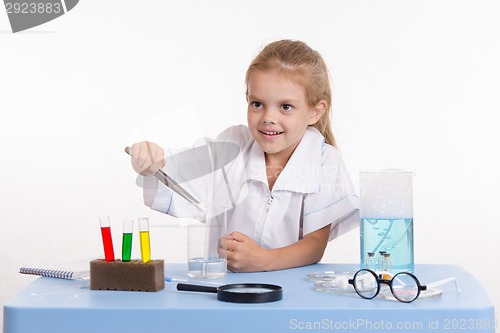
[246,69,325,165]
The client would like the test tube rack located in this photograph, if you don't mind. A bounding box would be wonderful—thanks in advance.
[90,259,165,292]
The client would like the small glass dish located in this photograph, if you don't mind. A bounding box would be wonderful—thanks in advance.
[307,271,357,294]
[306,271,355,282]
[313,280,356,294]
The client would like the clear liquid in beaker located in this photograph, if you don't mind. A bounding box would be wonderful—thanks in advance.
[187,257,227,279]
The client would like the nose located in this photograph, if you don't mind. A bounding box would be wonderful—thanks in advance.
[262,108,279,125]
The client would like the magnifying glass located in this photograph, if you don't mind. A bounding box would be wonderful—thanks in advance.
[177,283,283,303]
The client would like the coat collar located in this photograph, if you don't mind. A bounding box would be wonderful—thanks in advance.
[246,127,324,194]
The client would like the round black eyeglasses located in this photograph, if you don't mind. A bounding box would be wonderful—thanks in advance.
[348,269,427,303]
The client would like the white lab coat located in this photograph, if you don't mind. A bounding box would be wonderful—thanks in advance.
[142,125,359,249]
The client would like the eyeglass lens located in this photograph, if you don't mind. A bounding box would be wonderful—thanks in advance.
[391,272,420,302]
[353,270,379,299]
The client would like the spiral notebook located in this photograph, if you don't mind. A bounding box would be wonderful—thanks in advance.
[19,258,92,280]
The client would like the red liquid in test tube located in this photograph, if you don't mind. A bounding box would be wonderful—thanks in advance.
[99,216,115,262]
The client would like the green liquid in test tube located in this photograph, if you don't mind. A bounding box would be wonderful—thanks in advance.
[122,219,133,262]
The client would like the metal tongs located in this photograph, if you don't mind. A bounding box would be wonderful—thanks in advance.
[125,147,207,214]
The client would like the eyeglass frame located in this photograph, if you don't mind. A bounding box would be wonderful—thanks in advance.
[348,269,427,303]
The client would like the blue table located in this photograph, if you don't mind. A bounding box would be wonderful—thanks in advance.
[3,264,496,333]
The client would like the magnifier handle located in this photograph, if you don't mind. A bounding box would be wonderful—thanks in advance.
[177,283,218,293]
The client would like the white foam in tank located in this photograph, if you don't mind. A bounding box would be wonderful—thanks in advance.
[359,169,413,218]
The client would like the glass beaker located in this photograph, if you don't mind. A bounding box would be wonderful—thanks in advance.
[187,201,227,279]
[359,170,414,273]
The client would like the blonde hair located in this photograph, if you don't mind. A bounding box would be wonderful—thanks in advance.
[245,39,336,147]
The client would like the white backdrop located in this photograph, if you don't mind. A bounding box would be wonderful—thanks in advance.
[1,0,499,329]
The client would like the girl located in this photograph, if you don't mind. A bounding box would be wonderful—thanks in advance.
[128,39,359,272]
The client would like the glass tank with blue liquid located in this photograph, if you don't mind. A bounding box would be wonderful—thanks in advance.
[359,170,414,273]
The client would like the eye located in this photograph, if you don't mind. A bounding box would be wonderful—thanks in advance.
[281,104,293,112]
[251,101,263,109]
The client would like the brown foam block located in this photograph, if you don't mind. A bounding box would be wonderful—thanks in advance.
[90,259,164,292]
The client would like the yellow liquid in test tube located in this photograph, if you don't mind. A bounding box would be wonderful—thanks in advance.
[140,231,151,263]
[139,218,151,263]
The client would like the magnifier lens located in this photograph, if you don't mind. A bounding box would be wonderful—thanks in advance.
[224,287,276,293]
[219,284,282,303]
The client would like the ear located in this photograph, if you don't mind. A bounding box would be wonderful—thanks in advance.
[308,100,327,125]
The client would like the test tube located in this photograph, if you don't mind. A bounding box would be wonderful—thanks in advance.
[122,219,134,262]
[99,216,115,262]
[139,218,151,263]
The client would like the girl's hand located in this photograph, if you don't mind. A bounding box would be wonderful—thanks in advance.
[127,141,165,176]
[218,224,331,272]
[219,232,272,272]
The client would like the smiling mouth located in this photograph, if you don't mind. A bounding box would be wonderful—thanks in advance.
[260,130,283,136]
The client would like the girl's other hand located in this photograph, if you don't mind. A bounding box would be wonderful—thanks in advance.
[127,141,165,176]
[218,225,331,272]
[219,232,272,272]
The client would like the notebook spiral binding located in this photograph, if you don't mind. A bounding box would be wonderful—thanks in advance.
[20,267,79,280]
